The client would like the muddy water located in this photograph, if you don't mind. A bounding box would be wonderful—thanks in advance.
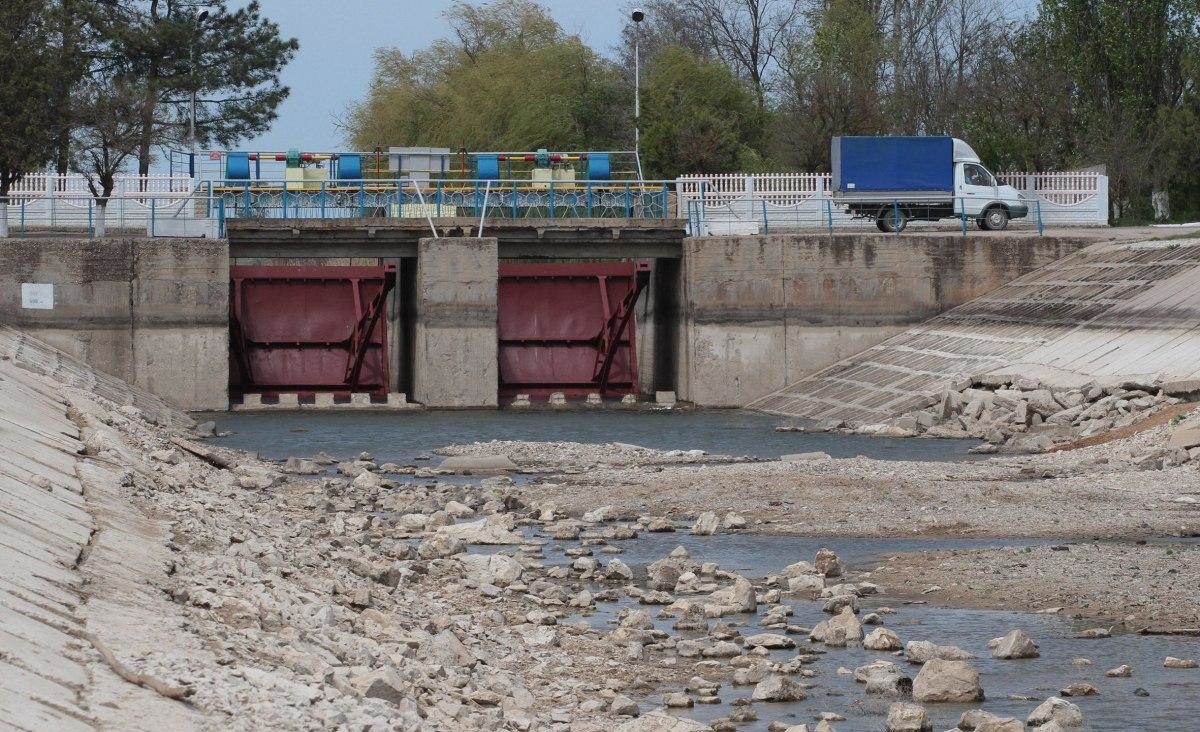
[505,530,1200,731]
[203,410,980,462]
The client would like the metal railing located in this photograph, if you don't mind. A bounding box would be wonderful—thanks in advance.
[204,178,676,222]
[680,171,1107,234]
[685,193,1044,236]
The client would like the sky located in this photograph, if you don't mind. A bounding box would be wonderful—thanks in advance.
[236,1,631,154]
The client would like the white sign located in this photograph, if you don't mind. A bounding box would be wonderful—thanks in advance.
[21,283,54,310]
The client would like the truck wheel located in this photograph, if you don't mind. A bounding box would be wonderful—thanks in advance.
[877,206,908,233]
[980,206,1010,231]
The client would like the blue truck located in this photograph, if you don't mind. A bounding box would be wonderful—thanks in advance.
[831,136,1028,232]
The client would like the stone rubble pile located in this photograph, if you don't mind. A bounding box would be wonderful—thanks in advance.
[861,374,1192,455]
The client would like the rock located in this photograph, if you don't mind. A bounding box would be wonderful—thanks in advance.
[905,640,976,664]
[707,576,757,614]
[751,675,806,702]
[723,513,747,530]
[858,661,912,696]
[1164,656,1198,668]
[822,594,858,614]
[436,517,523,545]
[691,511,720,536]
[605,558,634,581]
[825,602,864,643]
[282,456,322,474]
[854,660,900,684]
[583,505,621,523]
[975,719,1025,732]
[459,553,523,586]
[886,702,931,732]
[442,500,474,517]
[990,629,1039,659]
[417,534,465,559]
[786,575,825,595]
[662,692,693,708]
[1073,627,1111,639]
[1058,683,1098,697]
[612,712,714,732]
[1105,664,1132,677]
[912,659,983,703]
[1026,697,1083,727]
[437,454,518,472]
[814,548,843,577]
[611,694,640,717]
[355,666,409,704]
[958,710,1008,731]
[863,627,902,651]
[744,633,795,650]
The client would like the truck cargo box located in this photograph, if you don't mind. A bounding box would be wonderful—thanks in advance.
[831,136,954,194]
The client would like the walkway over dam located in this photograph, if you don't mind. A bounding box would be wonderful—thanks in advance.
[0,219,1129,412]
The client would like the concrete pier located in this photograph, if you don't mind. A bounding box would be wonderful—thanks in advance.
[0,237,228,411]
[412,237,499,407]
[678,233,1089,406]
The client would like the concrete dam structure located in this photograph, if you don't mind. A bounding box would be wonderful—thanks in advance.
[0,222,1103,411]
[750,237,1200,424]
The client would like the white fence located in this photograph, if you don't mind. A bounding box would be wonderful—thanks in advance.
[678,171,1109,234]
[2,174,197,231]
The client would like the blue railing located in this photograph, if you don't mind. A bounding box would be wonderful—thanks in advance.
[204,179,676,223]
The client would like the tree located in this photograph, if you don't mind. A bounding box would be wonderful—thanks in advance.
[70,77,143,237]
[1033,0,1200,220]
[772,0,888,170]
[619,0,804,110]
[640,46,763,177]
[346,0,628,153]
[87,0,297,176]
[0,0,75,237]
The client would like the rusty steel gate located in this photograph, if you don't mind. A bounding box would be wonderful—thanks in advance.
[229,265,393,397]
[497,261,649,397]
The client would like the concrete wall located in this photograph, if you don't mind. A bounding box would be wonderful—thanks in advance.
[0,237,228,410]
[412,237,498,407]
[680,233,1088,407]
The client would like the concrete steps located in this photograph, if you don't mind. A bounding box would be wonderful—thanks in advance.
[748,238,1200,423]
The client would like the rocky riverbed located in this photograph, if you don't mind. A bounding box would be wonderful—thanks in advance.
[11,339,1200,732]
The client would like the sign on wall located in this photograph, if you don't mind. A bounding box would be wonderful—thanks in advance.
[21,283,54,310]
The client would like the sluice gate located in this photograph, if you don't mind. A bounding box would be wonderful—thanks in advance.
[497,261,649,397]
[229,265,394,399]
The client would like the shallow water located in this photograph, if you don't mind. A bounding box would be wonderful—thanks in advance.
[488,530,1200,731]
[202,409,979,463]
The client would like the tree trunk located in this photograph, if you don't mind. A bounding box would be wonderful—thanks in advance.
[95,201,107,237]
[1151,190,1170,222]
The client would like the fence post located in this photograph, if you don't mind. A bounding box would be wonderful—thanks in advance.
[1036,198,1044,236]
[436,180,443,218]
[319,181,326,218]
[825,196,833,235]
[624,182,631,218]
[892,200,901,234]
[20,200,26,237]
[218,197,226,238]
[511,180,518,218]
[282,185,288,218]
[549,181,556,218]
[242,184,250,218]
[761,197,768,234]
[150,197,156,237]
[358,182,365,218]
[87,200,93,238]
[959,196,967,236]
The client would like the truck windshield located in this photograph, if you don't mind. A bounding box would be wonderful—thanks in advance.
[964,164,995,186]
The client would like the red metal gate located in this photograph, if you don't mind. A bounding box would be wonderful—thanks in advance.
[497,261,649,397]
[229,265,393,397]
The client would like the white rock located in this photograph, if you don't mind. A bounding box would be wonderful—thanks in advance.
[912,659,983,703]
[1026,697,1083,727]
[751,675,806,702]
[886,701,931,732]
[863,627,903,651]
[690,511,720,536]
[990,629,1039,659]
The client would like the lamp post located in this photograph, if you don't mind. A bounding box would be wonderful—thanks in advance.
[631,8,644,180]
[189,9,209,178]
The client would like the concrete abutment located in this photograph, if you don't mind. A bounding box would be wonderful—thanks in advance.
[0,230,1089,411]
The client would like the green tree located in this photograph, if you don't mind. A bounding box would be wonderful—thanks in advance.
[347,0,628,154]
[69,77,143,237]
[640,46,762,178]
[0,0,77,237]
[87,0,297,176]
[1033,0,1200,220]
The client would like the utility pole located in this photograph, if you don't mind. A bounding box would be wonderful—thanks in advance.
[631,8,644,181]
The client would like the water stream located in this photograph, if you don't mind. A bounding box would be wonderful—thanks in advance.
[202,409,981,463]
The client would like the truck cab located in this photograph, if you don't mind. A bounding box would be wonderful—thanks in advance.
[952,139,1028,230]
